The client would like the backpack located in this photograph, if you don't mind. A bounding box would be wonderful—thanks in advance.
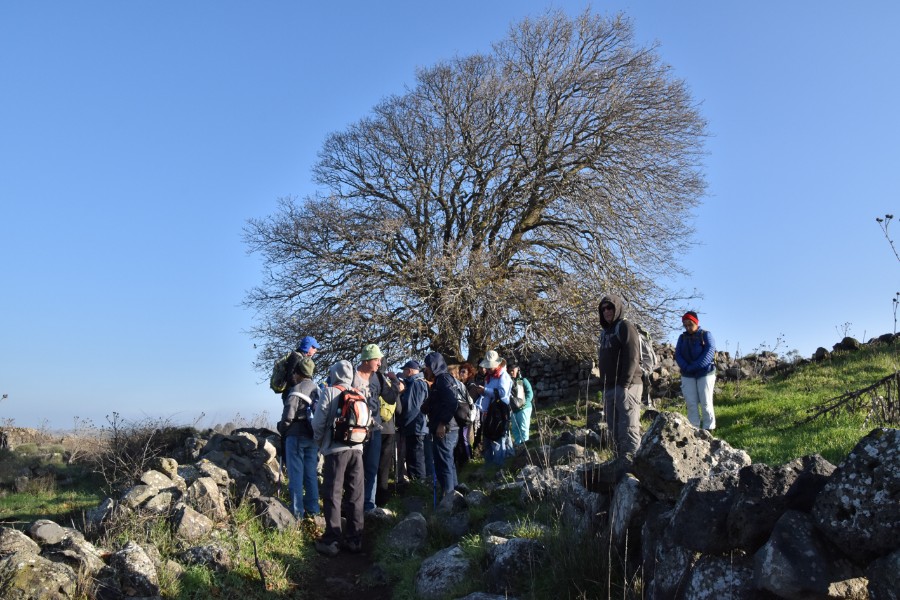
[482,396,511,442]
[510,379,526,412]
[379,396,397,422]
[270,351,301,394]
[332,385,372,445]
[452,379,476,427]
[602,319,659,376]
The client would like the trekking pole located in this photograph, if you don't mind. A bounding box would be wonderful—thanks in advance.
[394,434,399,494]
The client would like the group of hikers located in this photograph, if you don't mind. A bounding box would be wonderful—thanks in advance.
[275,338,534,557]
[275,293,716,557]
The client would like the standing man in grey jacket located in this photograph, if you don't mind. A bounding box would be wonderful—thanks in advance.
[597,294,643,460]
[312,360,364,557]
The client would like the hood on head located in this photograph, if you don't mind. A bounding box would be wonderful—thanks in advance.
[423,351,448,376]
[599,294,625,328]
[327,360,355,387]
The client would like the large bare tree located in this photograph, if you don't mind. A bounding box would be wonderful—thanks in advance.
[244,10,706,370]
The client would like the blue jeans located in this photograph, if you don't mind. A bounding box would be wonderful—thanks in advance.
[362,428,382,510]
[432,428,459,497]
[285,435,319,516]
[483,433,510,467]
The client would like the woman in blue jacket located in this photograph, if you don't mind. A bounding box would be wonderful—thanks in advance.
[674,311,717,430]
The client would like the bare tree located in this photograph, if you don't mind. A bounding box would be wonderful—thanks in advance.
[245,10,706,369]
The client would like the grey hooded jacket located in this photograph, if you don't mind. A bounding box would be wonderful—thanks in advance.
[313,360,365,455]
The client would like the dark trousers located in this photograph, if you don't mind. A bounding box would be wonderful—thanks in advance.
[321,449,363,545]
[405,434,426,481]
[378,432,395,496]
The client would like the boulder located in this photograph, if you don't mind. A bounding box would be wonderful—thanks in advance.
[0,552,76,599]
[414,544,472,600]
[812,427,900,563]
[484,537,546,596]
[632,412,751,502]
[609,475,650,548]
[185,476,228,522]
[385,512,428,555]
[669,471,740,554]
[0,527,40,557]
[754,510,866,600]
[249,496,295,531]
[867,548,900,600]
[107,541,159,598]
[727,455,835,551]
[683,553,759,600]
[170,503,214,542]
[180,543,232,571]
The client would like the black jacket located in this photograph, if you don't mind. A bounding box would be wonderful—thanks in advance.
[423,351,459,433]
[597,294,642,390]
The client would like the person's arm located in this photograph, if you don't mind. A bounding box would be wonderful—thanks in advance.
[674,334,689,371]
[312,389,332,446]
[619,322,641,386]
[523,378,534,404]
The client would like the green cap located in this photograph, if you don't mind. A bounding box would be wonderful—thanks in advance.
[360,343,384,361]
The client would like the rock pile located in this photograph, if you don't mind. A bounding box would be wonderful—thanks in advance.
[2,415,897,599]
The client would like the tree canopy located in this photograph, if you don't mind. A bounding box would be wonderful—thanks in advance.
[244,9,706,370]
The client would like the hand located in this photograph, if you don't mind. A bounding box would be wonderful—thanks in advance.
[436,422,447,439]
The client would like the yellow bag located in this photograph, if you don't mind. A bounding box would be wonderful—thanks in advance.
[379,396,397,422]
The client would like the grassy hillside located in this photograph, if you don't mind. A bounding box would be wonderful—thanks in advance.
[692,340,900,465]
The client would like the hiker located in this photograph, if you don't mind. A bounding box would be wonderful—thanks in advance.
[422,351,460,498]
[508,359,534,446]
[597,294,643,459]
[312,360,365,556]
[278,357,320,519]
[297,335,320,358]
[675,311,717,430]
[377,368,404,505]
[454,362,478,466]
[400,359,428,481]
[476,350,512,466]
[354,343,400,512]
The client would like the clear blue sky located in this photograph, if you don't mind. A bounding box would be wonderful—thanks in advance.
[2,1,898,430]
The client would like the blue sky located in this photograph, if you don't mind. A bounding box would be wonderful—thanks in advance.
[2,1,898,429]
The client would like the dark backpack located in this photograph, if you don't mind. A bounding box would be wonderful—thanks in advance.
[332,385,372,445]
[482,396,511,442]
[452,379,476,427]
[270,351,301,393]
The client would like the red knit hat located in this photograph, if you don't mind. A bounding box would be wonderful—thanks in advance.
[682,312,699,325]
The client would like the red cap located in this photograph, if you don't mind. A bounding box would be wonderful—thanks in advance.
[682,312,699,325]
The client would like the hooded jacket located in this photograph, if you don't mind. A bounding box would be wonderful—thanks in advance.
[597,294,642,390]
[401,371,429,436]
[313,360,364,455]
[423,351,460,433]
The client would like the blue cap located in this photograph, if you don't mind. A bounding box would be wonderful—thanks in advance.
[402,359,421,371]
[296,336,320,353]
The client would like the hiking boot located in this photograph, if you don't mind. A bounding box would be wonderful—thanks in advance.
[314,540,339,557]
[341,538,363,554]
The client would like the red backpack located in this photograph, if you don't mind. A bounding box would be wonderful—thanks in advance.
[332,385,372,445]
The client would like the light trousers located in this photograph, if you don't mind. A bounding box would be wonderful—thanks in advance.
[682,371,716,430]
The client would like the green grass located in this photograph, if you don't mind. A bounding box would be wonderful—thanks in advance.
[676,341,900,465]
[0,449,104,528]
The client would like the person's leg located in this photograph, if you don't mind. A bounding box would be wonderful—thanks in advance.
[681,376,701,428]
[697,371,717,430]
[320,452,346,545]
[445,428,459,491]
[603,388,618,453]
[520,406,532,443]
[285,435,303,517]
[298,436,320,516]
[405,434,425,480]
[510,411,523,445]
[377,432,394,501]
[432,429,457,497]
[344,450,365,547]
[362,429,382,511]
[618,382,643,456]
[395,433,406,482]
